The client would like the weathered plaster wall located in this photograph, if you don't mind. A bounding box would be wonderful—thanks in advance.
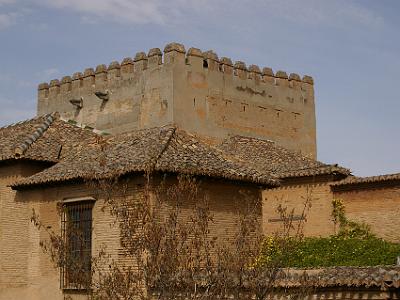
[173,50,316,158]
[37,44,316,158]
[37,51,174,134]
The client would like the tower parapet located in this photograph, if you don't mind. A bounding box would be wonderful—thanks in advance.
[37,42,316,157]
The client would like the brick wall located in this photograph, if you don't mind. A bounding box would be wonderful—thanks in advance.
[262,183,335,238]
[334,184,400,242]
[263,180,400,243]
[160,178,262,247]
[2,165,400,299]
[5,181,137,300]
[1,174,261,300]
[0,164,29,289]
[0,162,49,300]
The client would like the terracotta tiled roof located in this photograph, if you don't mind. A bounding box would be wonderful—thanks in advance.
[155,129,277,184]
[273,266,400,288]
[0,114,101,163]
[218,136,350,179]
[331,173,400,188]
[4,116,352,189]
[12,126,279,188]
[151,266,400,293]
[0,114,53,161]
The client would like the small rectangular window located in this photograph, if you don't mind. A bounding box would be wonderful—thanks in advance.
[61,200,94,290]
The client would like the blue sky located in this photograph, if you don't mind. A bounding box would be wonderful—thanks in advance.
[0,0,399,176]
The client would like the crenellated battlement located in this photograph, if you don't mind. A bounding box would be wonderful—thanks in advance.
[37,42,316,157]
[38,43,314,100]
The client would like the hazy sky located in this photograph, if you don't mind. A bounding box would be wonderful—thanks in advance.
[0,0,399,176]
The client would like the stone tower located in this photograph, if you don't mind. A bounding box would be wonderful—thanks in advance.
[37,42,317,158]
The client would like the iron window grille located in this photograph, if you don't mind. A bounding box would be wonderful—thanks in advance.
[61,200,94,290]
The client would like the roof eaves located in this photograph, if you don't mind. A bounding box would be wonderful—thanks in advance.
[12,126,280,189]
[279,165,351,179]
[331,172,400,188]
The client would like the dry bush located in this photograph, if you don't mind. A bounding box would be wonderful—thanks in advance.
[32,174,314,300]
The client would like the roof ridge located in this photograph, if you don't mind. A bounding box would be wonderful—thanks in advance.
[331,172,400,187]
[170,128,280,184]
[288,163,342,172]
[150,126,177,171]
[225,134,320,162]
[14,113,57,157]
[228,134,275,144]
[58,116,109,135]
[280,164,351,178]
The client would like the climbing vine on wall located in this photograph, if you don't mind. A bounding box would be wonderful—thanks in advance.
[331,198,371,239]
[259,199,400,268]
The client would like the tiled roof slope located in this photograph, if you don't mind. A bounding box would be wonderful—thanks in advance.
[155,129,276,183]
[331,173,400,188]
[273,266,400,288]
[0,114,100,163]
[0,114,53,161]
[12,127,278,188]
[218,136,350,179]
[158,266,400,291]
[5,118,352,189]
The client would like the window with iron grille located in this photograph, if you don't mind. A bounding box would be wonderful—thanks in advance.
[61,200,94,290]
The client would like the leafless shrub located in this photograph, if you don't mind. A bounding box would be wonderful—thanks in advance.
[32,174,314,300]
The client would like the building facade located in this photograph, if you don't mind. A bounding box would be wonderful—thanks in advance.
[0,43,399,299]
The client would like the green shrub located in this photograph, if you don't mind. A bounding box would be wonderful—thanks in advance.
[283,236,400,267]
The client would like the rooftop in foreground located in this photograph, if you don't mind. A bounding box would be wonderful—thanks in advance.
[0,114,349,189]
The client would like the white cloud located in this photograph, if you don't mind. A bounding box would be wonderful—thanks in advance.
[342,2,384,28]
[0,0,16,5]
[0,12,18,29]
[30,0,220,25]
[2,0,379,30]
[258,0,383,28]
[37,0,166,24]
[0,0,385,30]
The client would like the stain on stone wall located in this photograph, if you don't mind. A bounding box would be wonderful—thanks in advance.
[37,43,316,157]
